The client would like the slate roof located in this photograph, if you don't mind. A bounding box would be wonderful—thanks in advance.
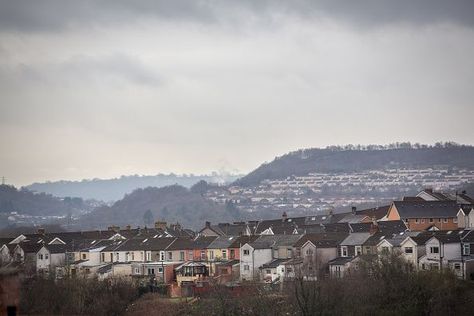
[228,235,260,248]
[323,223,351,233]
[355,205,390,220]
[44,244,68,254]
[206,236,237,249]
[201,223,248,236]
[349,220,407,234]
[141,237,177,251]
[192,236,218,249]
[392,201,460,218]
[340,233,372,246]
[338,214,369,224]
[461,230,474,243]
[294,232,349,248]
[17,241,43,253]
[165,237,194,251]
[253,234,302,248]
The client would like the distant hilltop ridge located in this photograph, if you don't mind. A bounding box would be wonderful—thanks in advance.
[234,142,474,187]
[26,173,242,202]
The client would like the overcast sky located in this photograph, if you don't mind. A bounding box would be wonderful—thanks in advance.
[1,1,474,186]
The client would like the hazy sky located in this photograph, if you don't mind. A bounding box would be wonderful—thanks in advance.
[1,1,474,186]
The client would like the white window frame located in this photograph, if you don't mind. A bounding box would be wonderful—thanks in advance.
[341,246,348,257]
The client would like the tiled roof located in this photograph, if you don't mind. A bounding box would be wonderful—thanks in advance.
[393,201,460,218]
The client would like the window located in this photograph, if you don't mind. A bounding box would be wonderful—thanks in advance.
[463,244,470,256]
[146,252,150,261]
[287,248,293,258]
[244,265,250,271]
[110,253,113,262]
[266,269,271,274]
[430,263,439,270]
[454,218,458,223]
[421,219,425,223]
[429,218,434,223]
[306,249,313,256]
[209,251,214,260]
[430,247,439,254]
[415,219,420,224]
[287,268,293,273]
[443,218,448,223]
[82,253,86,260]
[38,254,43,260]
[341,246,348,257]
[201,250,206,259]
[115,253,119,261]
[180,251,185,261]
[438,218,442,223]
[132,252,135,260]
[381,246,389,254]
[230,249,235,259]
[160,251,165,261]
[101,253,105,262]
[243,249,250,256]
[355,246,362,256]
[134,268,139,274]
[189,251,193,259]
[404,247,413,254]
[365,246,371,254]
[222,250,227,259]
[45,253,49,260]
[148,268,155,275]
[454,263,461,270]
[167,252,172,260]
[158,267,163,273]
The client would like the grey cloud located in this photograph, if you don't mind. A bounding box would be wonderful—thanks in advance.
[0,54,161,87]
[1,0,474,33]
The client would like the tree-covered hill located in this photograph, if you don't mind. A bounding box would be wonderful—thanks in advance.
[0,184,92,216]
[78,185,242,230]
[26,173,242,202]
[234,143,474,187]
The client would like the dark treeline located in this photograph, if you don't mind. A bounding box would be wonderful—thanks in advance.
[0,184,93,216]
[235,143,474,186]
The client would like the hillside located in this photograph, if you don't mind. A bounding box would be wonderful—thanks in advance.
[77,185,243,230]
[26,173,242,202]
[234,143,474,187]
[0,184,93,216]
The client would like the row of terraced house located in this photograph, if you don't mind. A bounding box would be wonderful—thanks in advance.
[1,189,474,290]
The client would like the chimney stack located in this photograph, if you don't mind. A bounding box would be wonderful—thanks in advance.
[369,217,379,235]
[351,206,357,215]
[282,211,288,222]
[125,225,131,230]
[37,228,45,235]
[205,221,211,228]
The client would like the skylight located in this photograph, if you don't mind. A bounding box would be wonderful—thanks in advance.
[447,231,452,234]
[142,238,148,243]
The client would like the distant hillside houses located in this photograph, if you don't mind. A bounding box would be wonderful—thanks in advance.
[205,168,474,213]
[1,189,474,295]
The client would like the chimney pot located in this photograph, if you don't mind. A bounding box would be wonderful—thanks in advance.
[351,206,357,215]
